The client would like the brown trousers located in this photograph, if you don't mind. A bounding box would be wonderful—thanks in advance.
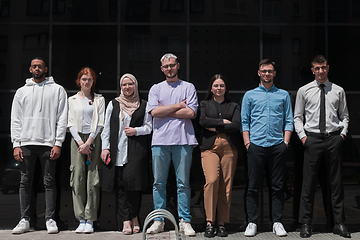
[201,133,238,223]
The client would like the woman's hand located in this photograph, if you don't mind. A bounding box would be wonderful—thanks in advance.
[223,119,231,124]
[78,142,92,155]
[101,149,110,163]
[206,127,216,132]
[124,127,137,136]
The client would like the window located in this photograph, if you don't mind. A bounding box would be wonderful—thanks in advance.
[27,0,49,16]
[53,0,65,14]
[161,0,184,12]
[0,0,10,17]
[190,0,204,12]
[292,39,300,54]
[109,0,117,16]
[0,36,7,51]
[0,64,5,82]
[293,0,301,16]
[127,33,151,61]
[224,0,247,15]
[160,36,182,52]
[263,0,281,18]
[23,33,48,50]
[353,1,360,18]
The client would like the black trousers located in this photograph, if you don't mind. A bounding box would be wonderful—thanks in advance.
[114,166,141,227]
[299,134,345,225]
[20,145,57,221]
[246,142,287,223]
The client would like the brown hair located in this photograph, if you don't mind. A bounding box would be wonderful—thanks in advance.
[311,55,328,67]
[204,74,231,101]
[259,58,276,70]
[76,67,97,105]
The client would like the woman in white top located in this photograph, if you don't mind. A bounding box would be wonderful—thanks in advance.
[101,73,152,235]
[67,67,105,233]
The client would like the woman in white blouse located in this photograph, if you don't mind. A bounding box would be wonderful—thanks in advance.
[101,73,152,235]
[67,67,105,233]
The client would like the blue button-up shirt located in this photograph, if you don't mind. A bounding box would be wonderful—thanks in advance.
[241,84,293,147]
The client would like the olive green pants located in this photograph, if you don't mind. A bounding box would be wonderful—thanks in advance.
[70,133,102,221]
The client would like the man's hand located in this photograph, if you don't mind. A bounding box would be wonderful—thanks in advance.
[50,146,61,160]
[341,134,345,141]
[13,147,23,162]
[178,99,187,109]
[301,137,307,145]
[124,127,137,136]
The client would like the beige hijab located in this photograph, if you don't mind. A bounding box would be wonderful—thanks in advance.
[115,73,140,123]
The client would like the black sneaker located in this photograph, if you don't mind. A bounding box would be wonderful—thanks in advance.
[204,223,215,238]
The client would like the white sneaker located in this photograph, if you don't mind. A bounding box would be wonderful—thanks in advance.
[75,220,86,233]
[273,222,287,236]
[244,222,257,237]
[46,219,58,234]
[12,218,30,234]
[146,220,165,234]
[84,220,94,233]
[179,219,196,236]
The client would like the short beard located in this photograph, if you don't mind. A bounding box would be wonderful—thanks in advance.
[33,72,45,79]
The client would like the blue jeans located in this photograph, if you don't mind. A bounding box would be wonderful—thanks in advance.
[152,145,193,222]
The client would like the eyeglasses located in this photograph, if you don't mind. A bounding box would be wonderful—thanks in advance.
[161,64,177,69]
[313,66,327,72]
[259,70,275,74]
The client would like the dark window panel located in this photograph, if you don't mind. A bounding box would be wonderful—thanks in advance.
[52,25,117,90]
[1,0,10,17]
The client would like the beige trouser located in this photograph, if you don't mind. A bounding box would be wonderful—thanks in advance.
[201,133,238,223]
[70,133,102,221]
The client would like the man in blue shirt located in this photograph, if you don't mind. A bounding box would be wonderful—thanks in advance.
[241,59,293,237]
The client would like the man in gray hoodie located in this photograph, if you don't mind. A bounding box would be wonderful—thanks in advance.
[10,57,68,234]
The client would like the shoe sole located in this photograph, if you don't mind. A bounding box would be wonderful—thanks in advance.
[146,229,164,234]
[244,233,256,237]
[12,231,29,235]
[179,230,196,236]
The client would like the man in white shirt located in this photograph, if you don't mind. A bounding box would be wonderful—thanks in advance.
[294,55,350,238]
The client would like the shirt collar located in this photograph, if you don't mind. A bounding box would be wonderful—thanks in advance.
[258,83,276,92]
[315,79,330,88]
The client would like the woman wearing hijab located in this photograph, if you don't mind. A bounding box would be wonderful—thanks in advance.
[67,67,105,233]
[101,73,152,235]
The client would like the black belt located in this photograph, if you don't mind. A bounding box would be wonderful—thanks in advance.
[305,130,341,138]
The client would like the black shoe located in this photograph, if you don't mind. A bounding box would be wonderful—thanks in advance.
[333,223,351,238]
[300,224,312,238]
[217,225,228,237]
[204,223,215,238]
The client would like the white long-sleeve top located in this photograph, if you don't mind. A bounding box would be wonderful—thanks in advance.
[67,92,105,142]
[11,77,68,148]
[101,101,152,166]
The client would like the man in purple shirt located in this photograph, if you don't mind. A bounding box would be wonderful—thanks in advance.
[146,53,198,236]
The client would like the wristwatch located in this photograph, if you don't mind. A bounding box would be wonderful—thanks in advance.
[284,141,289,147]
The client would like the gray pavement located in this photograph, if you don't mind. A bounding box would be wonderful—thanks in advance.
[1,185,360,239]
[1,230,360,240]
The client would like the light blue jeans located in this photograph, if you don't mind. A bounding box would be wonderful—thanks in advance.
[151,145,193,222]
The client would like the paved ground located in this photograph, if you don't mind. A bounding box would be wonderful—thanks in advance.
[1,229,360,240]
[1,185,360,239]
